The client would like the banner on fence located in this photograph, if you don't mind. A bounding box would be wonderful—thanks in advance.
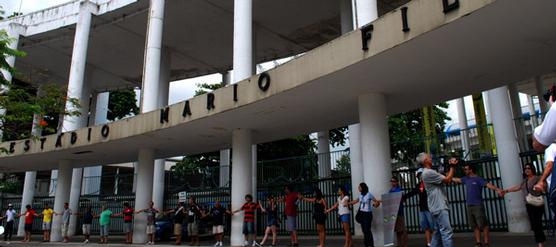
[178,191,188,202]
[382,192,403,246]
[472,93,493,154]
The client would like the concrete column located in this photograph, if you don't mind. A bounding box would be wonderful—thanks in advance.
[81,92,109,195]
[252,144,257,200]
[134,1,165,242]
[50,160,73,242]
[457,98,471,159]
[140,0,165,113]
[508,84,528,152]
[354,0,378,27]
[486,86,530,232]
[230,129,253,246]
[527,95,538,128]
[17,171,36,236]
[49,170,58,196]
[62,1,94,132]
[67,168,83,236]
[220,72,231,187]
[18,92,43,236]
[233,0,253,82]
[535,76,548,116]
[317,131,331,178]
[133,148,155,244]
[152,49,171,211]
[359,93,391,246]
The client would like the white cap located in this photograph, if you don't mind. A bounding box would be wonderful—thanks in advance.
[415,168,424,176]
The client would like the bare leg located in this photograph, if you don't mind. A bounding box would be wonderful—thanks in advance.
[425,229,432,245]
[343,222,352,247]
[272,226,277,245]
[261,227,271,245]
[317,224,326,247]
[483,226,490,245]
[474,228,481,244]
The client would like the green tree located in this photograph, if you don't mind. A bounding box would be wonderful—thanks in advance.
[388,103,451,163]
[333,153,351,177]
[107,89,139,121]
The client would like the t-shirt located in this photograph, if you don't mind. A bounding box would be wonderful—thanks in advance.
[144,208,158,226]
[25,209,36,224]
[174,207,185,224]
[187,204,200,223]
[534,103,556,146]
[422,168,449,214]
[337,196,350,216]
[83,211,93,224]
[403,182,429,212]
[99,210,113,226]
[285,192,299,217]
[62,208,72,224]
[5,209,16,222]
[241,202,261,222]
[522,176,542,197]
[359,192,376,212]
[42,208,53,223]
[210,207,226,226]
[544,143,556,188]
[389,186,404,216]
[123,208,134,222]
[461,176,487,206]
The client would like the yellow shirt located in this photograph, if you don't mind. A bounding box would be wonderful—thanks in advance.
[42,209,53,223]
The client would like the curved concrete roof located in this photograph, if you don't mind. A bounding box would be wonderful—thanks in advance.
[3,0,410,92]
[1,0,556,172]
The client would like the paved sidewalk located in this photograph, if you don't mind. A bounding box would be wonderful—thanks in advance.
[0,232,554,246]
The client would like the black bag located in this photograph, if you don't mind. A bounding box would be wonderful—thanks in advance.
[355,210,363,224]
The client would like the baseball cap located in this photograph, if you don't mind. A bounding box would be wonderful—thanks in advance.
[8,204,12,207]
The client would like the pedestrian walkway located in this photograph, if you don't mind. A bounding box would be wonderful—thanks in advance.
[0,232,554,246]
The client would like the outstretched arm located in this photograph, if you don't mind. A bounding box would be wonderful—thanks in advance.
[535,161,553,192]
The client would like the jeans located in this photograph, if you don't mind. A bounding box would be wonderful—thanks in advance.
[4,221,13,241]
[430,210,453,247]
[359,211,374,247]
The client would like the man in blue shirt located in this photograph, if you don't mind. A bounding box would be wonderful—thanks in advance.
[453,164,504,247]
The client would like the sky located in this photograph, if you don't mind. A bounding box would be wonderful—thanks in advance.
[0,0,540,131]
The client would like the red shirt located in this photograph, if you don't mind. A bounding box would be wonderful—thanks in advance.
[123,208,134,222]
[285,192,299,217]
[241,202,260,222]
[25,209,35,224]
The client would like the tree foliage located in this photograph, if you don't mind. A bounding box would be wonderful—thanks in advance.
[388,103,451,163]
[107,89,139,121]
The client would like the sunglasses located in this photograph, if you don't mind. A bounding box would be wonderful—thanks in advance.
[524,167,533,170]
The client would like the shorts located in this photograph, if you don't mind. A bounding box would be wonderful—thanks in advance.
[174,223,183,236]
[267,217,278,227]
[419,211,435,231]
[213,225,224,234]
[467,205,488,230]
[339,214,350,224]
[24,224,33,232]
[61,223,69,237]
[42,222,51,231]
[100,225,109,237]
[286,216,297,231]
[124,222,133,233]
[187,222,198,236]
[146,225,155,234]
[242,221,255,235]
[82,224,91,235]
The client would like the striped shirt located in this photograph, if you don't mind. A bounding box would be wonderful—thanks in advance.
[241,202,260,222]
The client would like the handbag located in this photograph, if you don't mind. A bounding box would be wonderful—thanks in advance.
[355,210,363,224]
[525,179,545,207]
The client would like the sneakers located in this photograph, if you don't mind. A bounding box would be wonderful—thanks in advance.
[214,242,224,247]
[83,239,89,244]
[252,241,261,247]
[244,241,250,247]
[146,241,153,245]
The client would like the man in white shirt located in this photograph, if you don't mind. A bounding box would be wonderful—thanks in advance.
[2,204,17,243]
[532,86,555,152]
